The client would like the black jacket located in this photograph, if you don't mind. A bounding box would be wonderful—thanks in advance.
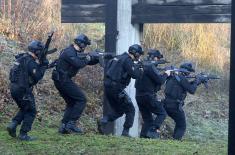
[27,55,46,86]
[10,53,46,87]
[164,75,198,101]
[105,52,143,87]
[135,64,168,95]
[56,45,98,79]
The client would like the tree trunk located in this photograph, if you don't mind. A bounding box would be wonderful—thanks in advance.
[7,0,11,18]
[1,0,6,18]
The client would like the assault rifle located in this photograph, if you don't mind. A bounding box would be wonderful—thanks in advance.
[186,72,220,88]
[39,31,57,64]
[95,51,115,67]
[134,58,169,70]
[140,59,169,66]
[158,65,191,74]
[76,50,114,59]
[48,50,115,69]
[47,50,114,69]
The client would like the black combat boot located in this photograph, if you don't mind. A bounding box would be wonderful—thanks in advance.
[97,117,108,134]
[139,128,148,138]
[121,128,130,137]
[65,121,83,134]
[19,132,37,141]
[7,121,18,137]
[140,134,147,138]
[58,123,68,134]
[146,128,160,139]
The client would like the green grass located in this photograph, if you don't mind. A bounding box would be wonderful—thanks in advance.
[0,123,227,155]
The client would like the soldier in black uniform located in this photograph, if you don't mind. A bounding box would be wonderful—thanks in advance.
[97,44,144,137]
[52,34,100,134]
[7,40,49,141]
[135,49,170,139]
[163,62,202,140]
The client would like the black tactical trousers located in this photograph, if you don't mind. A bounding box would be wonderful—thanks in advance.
[136,94,166,137]
[164,99,186,140]
[10,84,36,134]
[54,79,87,124]
[104,84,135,129]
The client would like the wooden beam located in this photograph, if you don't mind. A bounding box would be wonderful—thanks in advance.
[62,0,105,5]
[62,4,105,10]
[61,1,106,23]
[133,4,231,15]
[105,0,117,53]
[61,17,105,23]
[103,0,118,134]
[132,14,231,23]
[61,9,105,18]
[61,0,231,23]
[132,3,231,23]
[229,1,235,154]
[141,0,231,5]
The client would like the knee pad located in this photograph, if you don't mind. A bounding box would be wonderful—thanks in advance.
[74,101,85,110]
[80,93,87,104]
[123,97,135,113]
[119,91,132,105]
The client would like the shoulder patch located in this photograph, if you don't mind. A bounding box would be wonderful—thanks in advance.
[14,61,20,66]
[114,57,118,61]
[33,69,36,74]
[132,66,135,71]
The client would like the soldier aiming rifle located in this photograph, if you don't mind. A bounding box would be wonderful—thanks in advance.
[162,62,220,140]
[186,72,220,88]
[135,49,172,139]
[7,32,57,141]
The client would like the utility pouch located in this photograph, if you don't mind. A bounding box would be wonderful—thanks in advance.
[52,69,60,81]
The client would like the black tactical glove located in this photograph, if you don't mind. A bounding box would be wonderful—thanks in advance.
[40,58,49,67]
[195,75,206,85]
[194,77,202,85]
[47,59,58,69]
[89,51,100,61]
[104,53,114,59]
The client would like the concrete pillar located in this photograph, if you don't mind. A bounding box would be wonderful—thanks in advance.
[114,0,142,137]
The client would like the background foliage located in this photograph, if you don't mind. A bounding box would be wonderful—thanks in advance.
[0,0,230,154]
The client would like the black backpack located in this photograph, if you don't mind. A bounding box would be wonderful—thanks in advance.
[105,54,128,84]
[9,54,30,88]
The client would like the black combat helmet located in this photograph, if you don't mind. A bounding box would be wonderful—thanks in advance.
[28,40,44,56]
[180,62,195,72]
[148,49,163,59]
[74,34,91,49]
[128,44,144,59]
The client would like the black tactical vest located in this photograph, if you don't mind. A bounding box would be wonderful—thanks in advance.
[165,76,187,101]
[9,54,30,88]
[105,54,129,85]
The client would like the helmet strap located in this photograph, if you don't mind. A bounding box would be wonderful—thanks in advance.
[28,52,38,59]
[134,53,140,60]
[78,42,86,49]
[74,43,84,52]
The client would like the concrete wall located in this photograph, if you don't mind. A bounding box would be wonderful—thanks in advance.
[114,0,142,137]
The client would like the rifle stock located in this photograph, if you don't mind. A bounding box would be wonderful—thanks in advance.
[157,66,190,74]
[39,32,57,64]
